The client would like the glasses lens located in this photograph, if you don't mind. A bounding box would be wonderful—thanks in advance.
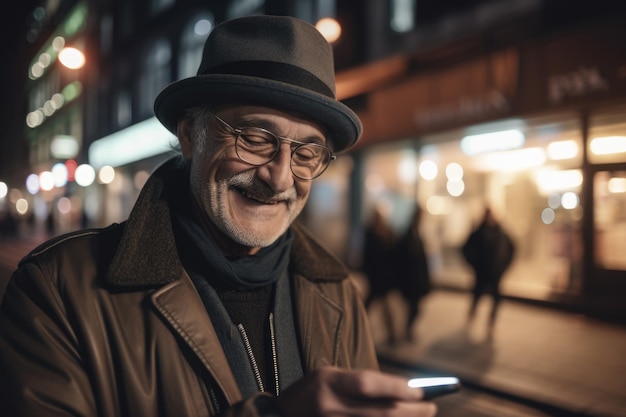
[291,144,332,180]
[234,126,332,180]
[236,128,278,165]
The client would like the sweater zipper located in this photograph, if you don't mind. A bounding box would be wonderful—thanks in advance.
[269,312,280,396]
[237,314,280,395]
[237,323,265,392]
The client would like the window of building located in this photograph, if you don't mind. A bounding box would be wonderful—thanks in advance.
[139,38,171,118]
[115,90,132,128]
[150,0,175,15]
[227,0,264,19]
[316,0,336,19]
[179,12,214,79]
[390,0,416,33]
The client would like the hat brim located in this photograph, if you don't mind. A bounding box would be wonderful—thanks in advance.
[154,74,362,153]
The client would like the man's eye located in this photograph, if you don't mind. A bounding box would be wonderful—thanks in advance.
[242,133,272,145]
[294,146,319,162]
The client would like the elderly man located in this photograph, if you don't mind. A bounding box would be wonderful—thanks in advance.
[0,15,437,417]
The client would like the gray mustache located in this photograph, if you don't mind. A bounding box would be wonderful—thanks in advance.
[228,171,297,202]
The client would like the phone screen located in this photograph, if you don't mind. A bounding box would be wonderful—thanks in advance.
[407,376,461,399]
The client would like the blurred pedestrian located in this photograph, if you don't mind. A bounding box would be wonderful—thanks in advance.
[362,204,397,344]
[395,205,431,342]
[462,206,515,338]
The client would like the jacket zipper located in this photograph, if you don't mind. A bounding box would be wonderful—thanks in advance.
[207,384,221,415]
[236,313,280,395]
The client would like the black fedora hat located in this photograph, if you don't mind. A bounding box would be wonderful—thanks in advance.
[154,15,362,153]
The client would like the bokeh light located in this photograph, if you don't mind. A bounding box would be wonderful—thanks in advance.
[57,197,72,214]
[26,174,40,195]
[16,199,29,215]
[419,160,438,180]
[541,208,555,224]
[39,171,55,191]
[75,164,96,187]
[445,162,464,181]
[98,165,115,184]
[315,18,341,43]
[561,192,579,209]
[52,163,69,187]
[58,47,86,69]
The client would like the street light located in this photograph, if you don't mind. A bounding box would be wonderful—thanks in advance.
[315,17,341,44]
[58,47,85,69]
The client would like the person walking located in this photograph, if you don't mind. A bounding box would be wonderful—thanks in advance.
[362,204,397,344]
[0,15,437,417]
[395,205,432,342]
[462,206,515,338]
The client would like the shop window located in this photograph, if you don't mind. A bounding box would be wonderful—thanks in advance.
[356,113,584,300]
[588,107,626,164]
[594,170,626,270]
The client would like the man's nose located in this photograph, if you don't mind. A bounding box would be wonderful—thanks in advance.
[256,144,295,191]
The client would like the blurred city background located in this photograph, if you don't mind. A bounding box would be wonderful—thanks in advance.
[1,1,625,416]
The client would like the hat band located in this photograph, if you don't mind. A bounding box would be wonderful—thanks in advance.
[204,61,335,99]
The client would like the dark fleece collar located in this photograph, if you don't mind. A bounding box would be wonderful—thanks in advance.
[105,157,348,288]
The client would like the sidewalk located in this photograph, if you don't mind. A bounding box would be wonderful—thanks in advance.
[366,288,626,417]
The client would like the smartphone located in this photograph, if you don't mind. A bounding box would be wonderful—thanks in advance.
[407,376,461,400]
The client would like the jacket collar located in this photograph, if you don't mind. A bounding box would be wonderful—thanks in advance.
[105,158,348,288]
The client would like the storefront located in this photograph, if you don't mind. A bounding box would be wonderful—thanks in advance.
[307,18,626,321]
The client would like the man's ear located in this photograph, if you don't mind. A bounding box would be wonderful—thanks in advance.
[177,117,194,160]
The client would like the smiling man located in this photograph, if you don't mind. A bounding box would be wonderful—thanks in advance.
[180,107,324,254]
[0,15,437,417]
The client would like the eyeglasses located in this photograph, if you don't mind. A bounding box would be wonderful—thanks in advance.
[211,113,336,180]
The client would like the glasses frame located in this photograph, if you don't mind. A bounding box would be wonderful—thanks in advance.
[211,113,336,180]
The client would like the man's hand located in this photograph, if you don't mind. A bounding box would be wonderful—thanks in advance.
[275,366,437,416]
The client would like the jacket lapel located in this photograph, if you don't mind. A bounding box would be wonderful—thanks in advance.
[286,224,351,371]
[293,275,344,371]
[150,274,243,404]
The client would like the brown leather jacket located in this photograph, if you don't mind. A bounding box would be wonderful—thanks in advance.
[0,161,378,417]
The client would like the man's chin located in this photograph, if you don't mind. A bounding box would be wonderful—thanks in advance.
[234,229,285,248]
[217,218,283,246]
